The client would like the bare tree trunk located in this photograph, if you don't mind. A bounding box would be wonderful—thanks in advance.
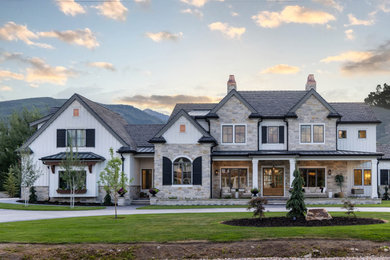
[114,193,118,219]
[24,186,28,207]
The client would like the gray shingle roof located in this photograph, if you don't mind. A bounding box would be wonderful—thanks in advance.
[170,103,217,120]
[40,152,105,161]
[126,124,164,147]
[330,103,380,123]
[212,150,382,157]
[378,144,390,160]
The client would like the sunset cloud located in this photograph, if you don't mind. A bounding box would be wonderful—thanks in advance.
[320,51,373,63]
[87,62,116,71]
[134,0,151,7]
[181,8,204,18]
[208,22,245,39]
[252,5,335,28]
[345,13,375,26]
[117,94,219,110]
[94,1,128,21]
[56,0,86,16]
[344,29,355,40]
[0,86,12,91]
[145,31,183,42]
[0,22,53,49]
[0,69,24,81]
[39,28,99,49]
[180,0,224,8]
[260,64,300,74]
[313,0,343,12]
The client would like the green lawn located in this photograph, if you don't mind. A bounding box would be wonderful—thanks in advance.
[0,203,105,211]
[307,200,390,208]
[0,212,389,243]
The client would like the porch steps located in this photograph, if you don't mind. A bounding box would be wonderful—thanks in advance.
[131,199,150,206]
[265,198,288,205]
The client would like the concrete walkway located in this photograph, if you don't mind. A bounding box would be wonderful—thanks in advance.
[1,198,390,223]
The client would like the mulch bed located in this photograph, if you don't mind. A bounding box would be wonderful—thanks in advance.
[223,217,385,227]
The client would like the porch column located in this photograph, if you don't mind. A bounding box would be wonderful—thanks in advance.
[371,159,378,198]
[252,159,259,189]
[289,158,296,187]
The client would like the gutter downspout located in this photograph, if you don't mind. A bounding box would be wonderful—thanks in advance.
[283,118,289,151]
[377,157,381,198]
[210,142,217,199]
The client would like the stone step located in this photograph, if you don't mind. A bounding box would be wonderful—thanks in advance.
[131,199,150,205]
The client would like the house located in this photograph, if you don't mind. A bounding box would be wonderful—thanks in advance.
[21,74,389,204]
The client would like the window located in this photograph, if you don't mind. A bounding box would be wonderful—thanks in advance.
[338,130,347,139]
[179,124,186,133]
[173,157,192,185]
[300,125,311,143]
[221,168,248,189]
[73,108,79,117]
[267,126,279,143]
[222,124,246,144]
[358,130,367,139]
[313,125,324,143]
[354,169,371,186]
[58,171,86,190]
[300,168,325,187]
[141,169,153,189]
[67,129,86,147]
[381,170,389,185]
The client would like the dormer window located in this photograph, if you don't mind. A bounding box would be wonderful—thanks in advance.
[73,108,79,117]
[180,124,186,133]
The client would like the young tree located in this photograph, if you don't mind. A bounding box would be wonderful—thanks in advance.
[99,148,129,219]
[59,144,85,208]
[247,197,268,219]
[4,167,18,197]
[286,169,307,219]
[20,152,41,206]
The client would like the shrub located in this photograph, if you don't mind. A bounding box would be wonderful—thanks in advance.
[149,188,159,197]
[104,192,112,206]
[286,169,307,219]
[250,188,259,196]
[4,171,18,197]
[29,186,38,204]
[383,186,390,200]
[248,197,268,219]
[335,174,344,193]
[343,200,356,217]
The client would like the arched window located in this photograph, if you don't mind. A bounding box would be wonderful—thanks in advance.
[173,157,192,185]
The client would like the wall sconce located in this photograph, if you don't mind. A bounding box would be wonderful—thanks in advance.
[215,170,219,176]
[328,169,332,176]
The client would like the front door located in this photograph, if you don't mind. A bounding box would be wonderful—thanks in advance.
[141,169,153,190]
[263,167,284,196]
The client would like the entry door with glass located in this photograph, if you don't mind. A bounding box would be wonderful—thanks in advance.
[141,169,153,190]
[263,167,284,196]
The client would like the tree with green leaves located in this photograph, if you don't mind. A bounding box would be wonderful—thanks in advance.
[4,166,18,197]
[286,169,307,219]
[99,148,130,219]
[59,144,85,208]
[20,152,42,206]
[365,83,390,108]
[0,108,41,190]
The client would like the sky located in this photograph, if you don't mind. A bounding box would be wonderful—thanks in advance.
[0,0,389,114]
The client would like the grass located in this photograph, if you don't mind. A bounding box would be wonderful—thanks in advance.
[0,212,390,243]
[0,203,105,211]
[308,200,390,208]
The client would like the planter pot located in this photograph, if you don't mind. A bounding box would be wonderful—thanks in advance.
[339,192,345,198]
[56,189,87,194]
[117,197,126,206]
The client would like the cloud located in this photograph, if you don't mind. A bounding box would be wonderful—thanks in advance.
[56,0,86,16]
[145,31,183,42]
[0,86,12,91]
[181,8,204,18]
[345,13,375,26]
[260,64,300,74]
[320,51,373,63]
[0,70,24,81]
[180,0,224,8]
[378,0,390,13]
[231,11,239,17]
[312,0,343,12]
[94,0,128,21]
[116,94,219,110]
[345,29,355,40]
[0,22,53,49]
[87,62,116,71]
[252,5,335,28]
[39,28,99,49]
[134,0,151,7]
[208,22,245,39]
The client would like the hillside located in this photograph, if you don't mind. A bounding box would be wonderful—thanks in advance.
[373,106,390,145]
[0,97,168,125]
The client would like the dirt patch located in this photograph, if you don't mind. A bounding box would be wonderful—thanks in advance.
[223,217,385,227]
[1,239,390,259]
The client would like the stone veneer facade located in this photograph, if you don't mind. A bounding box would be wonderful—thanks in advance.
[154,143,212,199]
[287,95,337,150]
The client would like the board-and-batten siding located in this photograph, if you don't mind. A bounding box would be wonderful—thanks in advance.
[337,124,376,152]
[28,100,125,197]
[162,115,202,144]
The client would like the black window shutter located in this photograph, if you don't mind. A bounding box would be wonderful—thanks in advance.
[193,156,202,185]
[86,129,95,147]
[162,157,172,185]
[261,126,267,144]
[279,126,285,144]
[380,169,389,186]
[57,129,66,147]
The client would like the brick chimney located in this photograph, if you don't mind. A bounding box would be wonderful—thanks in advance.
[227,75,237,93]
[305,74,316,91]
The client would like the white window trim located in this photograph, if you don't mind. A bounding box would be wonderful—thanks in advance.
[353,168,372,187]
[260,165,286,197]
[172,156,193,186]
[338,129,347,139]
[221,124,247,145]
[299,123,325,145]
[298,166,327,189]
[267,126,280,144]
[219,166,250,190]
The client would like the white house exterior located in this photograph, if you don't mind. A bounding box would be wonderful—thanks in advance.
[21,74,389,204]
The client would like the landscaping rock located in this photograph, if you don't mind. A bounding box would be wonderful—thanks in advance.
[306,208,332,221]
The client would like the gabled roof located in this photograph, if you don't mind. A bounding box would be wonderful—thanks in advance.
[150,109,216,144]
[286,89,340,118]
[21,93,136,150]
[126,124,164,147]
[330,103,380,123]
[170,103,217,120]
[208,89,259,118]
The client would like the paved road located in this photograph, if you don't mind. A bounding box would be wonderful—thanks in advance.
[1,198,390,223]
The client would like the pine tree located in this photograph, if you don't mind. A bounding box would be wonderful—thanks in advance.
[29,186,38,204]
[286,169,307,219]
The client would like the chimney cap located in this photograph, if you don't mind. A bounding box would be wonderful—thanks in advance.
[228,75,236,83]
[305,74,316,91]
[227,75,237,93]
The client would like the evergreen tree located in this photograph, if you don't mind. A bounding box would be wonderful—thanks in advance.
[104,191,112,206]
[29,186,38,204]
[365,83,390,108]
[286,169,307,219]
[4,169,18,197]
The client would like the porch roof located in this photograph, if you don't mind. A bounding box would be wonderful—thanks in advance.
[212,150,383,157]
[40,152,105,162]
